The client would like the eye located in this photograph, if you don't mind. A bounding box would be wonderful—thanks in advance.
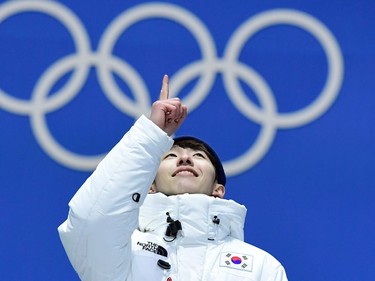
[193,152,206,159]
[163,153,177,159]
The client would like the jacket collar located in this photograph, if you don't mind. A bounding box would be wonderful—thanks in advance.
[139,193,247,243]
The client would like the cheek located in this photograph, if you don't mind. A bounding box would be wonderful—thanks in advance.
[155,162,171,182]
[160,161,172,172]
[202,164,216,181]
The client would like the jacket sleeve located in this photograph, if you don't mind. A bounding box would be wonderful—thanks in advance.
[57,115,173,281]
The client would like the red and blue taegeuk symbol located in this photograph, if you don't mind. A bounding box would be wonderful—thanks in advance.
[231,256,242,264]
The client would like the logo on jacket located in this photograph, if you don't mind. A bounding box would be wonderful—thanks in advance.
[220,252,253,272]
[136,241,168,257]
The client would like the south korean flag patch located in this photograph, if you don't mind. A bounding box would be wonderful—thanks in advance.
[219,252,253,272]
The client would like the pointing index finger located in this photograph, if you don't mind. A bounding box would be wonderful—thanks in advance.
[159,74,169,100]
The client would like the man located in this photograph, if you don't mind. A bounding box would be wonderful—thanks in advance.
[58,75,288,281]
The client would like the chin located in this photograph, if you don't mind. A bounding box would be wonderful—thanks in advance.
[174,187,197,195]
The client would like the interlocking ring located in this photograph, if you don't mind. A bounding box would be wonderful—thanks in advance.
[0,1,344,176]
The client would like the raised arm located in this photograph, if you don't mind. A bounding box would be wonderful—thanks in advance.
[58,75,187,281]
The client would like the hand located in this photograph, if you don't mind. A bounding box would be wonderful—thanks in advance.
[149,75,188,136]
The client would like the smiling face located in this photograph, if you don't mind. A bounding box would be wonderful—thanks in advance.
[150,145,225,198]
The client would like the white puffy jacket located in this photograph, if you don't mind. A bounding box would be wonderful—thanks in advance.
[58,115,288,281]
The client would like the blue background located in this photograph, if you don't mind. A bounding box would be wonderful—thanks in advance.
[1,0,374,280]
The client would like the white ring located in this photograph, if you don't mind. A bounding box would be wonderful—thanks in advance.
[0,0,91,115]
[98,3,217,113]
[224,9,344,128]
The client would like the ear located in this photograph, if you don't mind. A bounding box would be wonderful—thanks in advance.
[212,184,225,198]
[149,183,157,194]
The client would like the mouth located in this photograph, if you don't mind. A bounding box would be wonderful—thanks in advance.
[172,168,198,177]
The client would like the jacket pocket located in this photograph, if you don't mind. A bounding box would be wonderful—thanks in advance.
[130,250,167,280]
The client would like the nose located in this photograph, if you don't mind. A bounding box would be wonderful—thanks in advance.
[177,152,193,166]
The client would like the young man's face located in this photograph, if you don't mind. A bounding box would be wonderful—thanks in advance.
[150,146,225,198]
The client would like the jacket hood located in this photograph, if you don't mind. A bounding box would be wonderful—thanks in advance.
[139,193,247,243]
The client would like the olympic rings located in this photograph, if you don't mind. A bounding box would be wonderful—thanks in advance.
[0,1,344,176]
